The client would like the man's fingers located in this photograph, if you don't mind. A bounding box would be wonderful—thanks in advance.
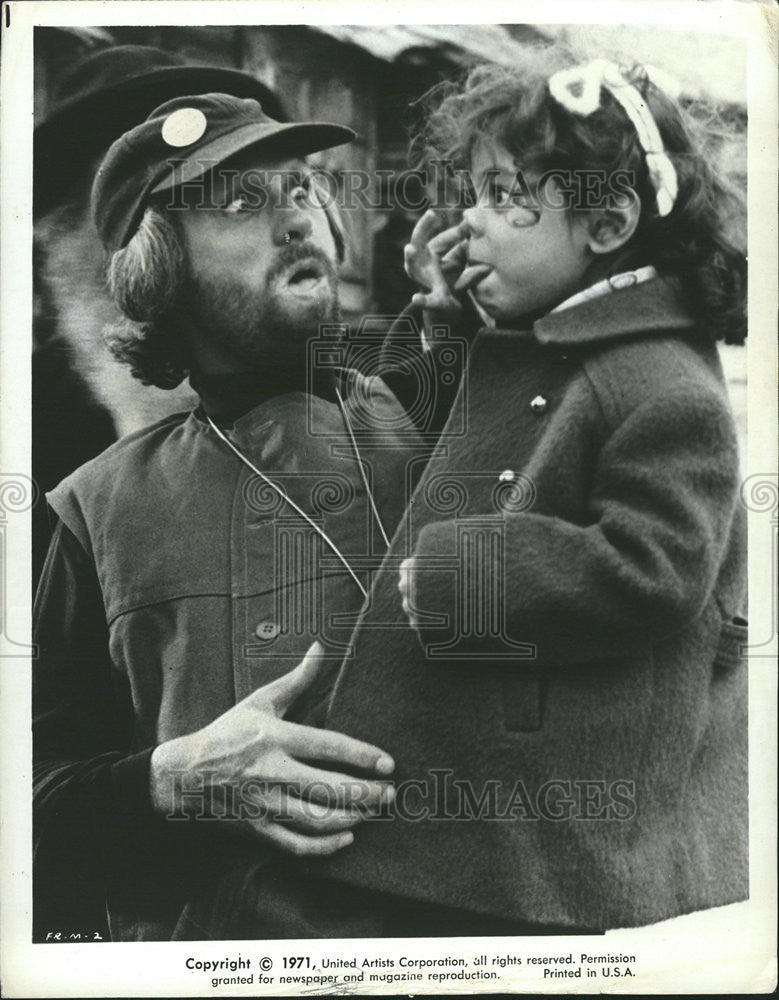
[250,821,355,858]
[281,720,395,776]
[259,641,331,715]
[270,792,365,833]
[276,757,395,811]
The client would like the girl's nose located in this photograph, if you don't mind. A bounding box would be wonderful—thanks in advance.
[461,207,484,237]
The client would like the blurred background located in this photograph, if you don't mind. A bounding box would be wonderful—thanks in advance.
[33,23,747,577]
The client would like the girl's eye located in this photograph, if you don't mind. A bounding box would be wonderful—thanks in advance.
[480,177,541,225]
[489,182,513,208]
[485,178,531,210]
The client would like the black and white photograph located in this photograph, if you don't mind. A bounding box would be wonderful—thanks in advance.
[1,0,776,995]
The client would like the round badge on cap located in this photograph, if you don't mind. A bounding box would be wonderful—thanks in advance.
[161,107,208,147]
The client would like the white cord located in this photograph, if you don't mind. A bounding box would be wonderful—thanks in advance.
[334,385,392,548]
[206,414,368,599]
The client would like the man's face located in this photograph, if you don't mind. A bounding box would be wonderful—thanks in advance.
[172,153,340,372]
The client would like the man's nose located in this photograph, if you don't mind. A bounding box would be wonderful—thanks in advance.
[273,190,313,245]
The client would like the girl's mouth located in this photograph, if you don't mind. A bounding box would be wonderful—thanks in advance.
[455,261,493,292]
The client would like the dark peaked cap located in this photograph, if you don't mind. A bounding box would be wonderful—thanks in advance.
[35,44,287,216]
[91,93,356,254]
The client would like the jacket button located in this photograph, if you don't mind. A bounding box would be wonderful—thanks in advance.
[254,620,280,641]
[498,469,516,482]
[530,394,548,414]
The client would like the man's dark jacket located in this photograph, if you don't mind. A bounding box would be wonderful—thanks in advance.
[33,371,423,940]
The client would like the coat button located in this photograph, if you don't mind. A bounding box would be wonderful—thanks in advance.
[530,394,548,414]
[498,469,516,482]
[254,620,280,641]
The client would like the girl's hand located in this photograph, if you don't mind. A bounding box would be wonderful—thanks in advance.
[397,557,420,632]
[404,210,469,314]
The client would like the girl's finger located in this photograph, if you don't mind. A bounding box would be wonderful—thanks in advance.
[408,208,444,248]
[440,239,468,271]
[427,227,466,256]
[411,290,461,312]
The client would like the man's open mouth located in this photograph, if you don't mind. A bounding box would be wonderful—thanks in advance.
[283,258,327,293]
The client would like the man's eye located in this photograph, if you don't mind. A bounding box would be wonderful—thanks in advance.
[224,195,252,214]
[290,175,321,206]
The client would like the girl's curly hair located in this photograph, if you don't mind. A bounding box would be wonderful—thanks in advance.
[412,50,746,344]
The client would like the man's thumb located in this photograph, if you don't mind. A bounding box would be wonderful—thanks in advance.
[265,640,329,714]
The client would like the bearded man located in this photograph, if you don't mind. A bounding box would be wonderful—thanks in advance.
[32,94,422,941]
[33,43,289,584]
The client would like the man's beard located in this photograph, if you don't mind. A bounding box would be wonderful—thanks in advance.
[184,242,341,372]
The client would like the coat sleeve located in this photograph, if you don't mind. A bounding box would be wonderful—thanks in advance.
[32,518,200,940]
[411,381,742,666]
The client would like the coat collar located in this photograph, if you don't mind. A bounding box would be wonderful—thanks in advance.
[533,276,694,346]
[485,277,694,348]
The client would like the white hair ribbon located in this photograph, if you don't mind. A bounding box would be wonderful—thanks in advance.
[548,59,678,217]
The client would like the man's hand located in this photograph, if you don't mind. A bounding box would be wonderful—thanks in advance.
[404,210,468,314]
[398,557,421,632]
[149,642,395,857]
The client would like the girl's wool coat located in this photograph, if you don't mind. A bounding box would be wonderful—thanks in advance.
[322,277,748,930]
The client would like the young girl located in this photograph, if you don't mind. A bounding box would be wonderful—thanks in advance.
[319,50,749,933]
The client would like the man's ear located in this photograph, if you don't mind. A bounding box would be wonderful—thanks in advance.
[582,190,641,255]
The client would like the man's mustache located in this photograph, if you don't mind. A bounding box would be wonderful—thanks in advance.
[266,241,338,285]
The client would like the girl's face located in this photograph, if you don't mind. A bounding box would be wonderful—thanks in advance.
[463,140,592,324]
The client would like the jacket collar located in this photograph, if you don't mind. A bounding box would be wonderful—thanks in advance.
[483,277,693,348]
